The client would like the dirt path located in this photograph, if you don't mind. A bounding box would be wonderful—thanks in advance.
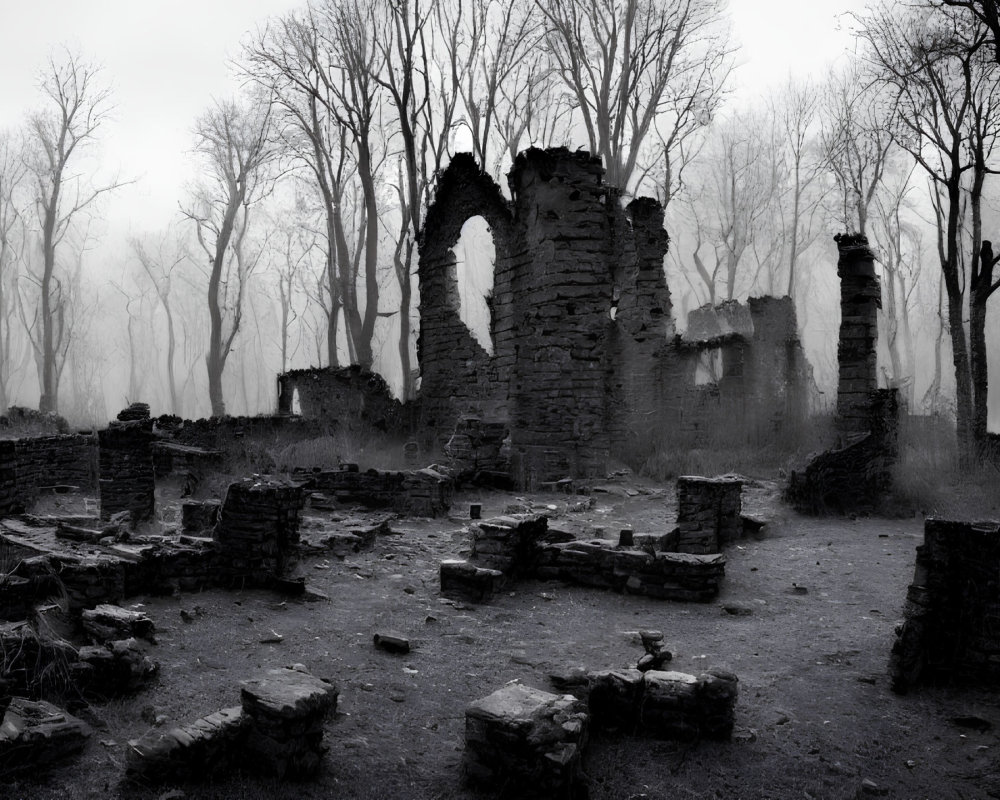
[10,483,1000,800]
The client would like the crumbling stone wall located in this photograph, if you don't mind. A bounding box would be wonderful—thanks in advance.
[415,147,818,487]
[610,197,674,447]
[276,364,402,432]
[784,234,898,514]
[0,435,97,515]
[417,153,513,434]
[890,518,1000,692]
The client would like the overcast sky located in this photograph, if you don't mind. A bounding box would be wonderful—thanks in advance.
[0,0,866,244]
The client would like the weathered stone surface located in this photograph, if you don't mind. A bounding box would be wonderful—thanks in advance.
[0,434,96,516]
[181,500,220,533]
[126,706,247,783]
[99,418,155,524]
[302,466,453,517]
[415,148,816,488]
[890,518,1000,692]
[465,683,589,795]
[214,478,304,585]
[0,698,91,776]
[276,364,402,432]
[240,664,338,779]
[440,559,505,604]
[676,475,744,553]
[785,389,898,514]
[558,666,738,741]
[373,631,410,654]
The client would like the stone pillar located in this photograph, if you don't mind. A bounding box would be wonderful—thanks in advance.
[98,419,155,524]
[834,233,881,436]
[213,478,304,584]
[508,148,616,487]
[676,475,743,553]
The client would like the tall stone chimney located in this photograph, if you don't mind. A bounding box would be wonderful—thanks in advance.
[834,233,881,436]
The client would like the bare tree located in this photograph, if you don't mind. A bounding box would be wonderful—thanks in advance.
[23,48,127,413]
[871,162,922,404]
[686,110,780,304]
[536,0,732,196]
[181,95,280,417]
[942,0,1000,63]
[130,226,188,415]
[820,62,897,236]
[771,77,827,299]
[859,2,1000,461]
[0,131,28,410]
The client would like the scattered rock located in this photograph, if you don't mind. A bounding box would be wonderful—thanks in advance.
[373,632,411,654]
[721,603,754,617]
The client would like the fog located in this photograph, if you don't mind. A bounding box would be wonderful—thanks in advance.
[0,0,996,436]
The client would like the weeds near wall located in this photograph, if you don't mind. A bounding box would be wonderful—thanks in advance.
[888,415,1000,519]
[624,400,831,481]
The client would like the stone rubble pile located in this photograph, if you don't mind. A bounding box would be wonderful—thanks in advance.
[465,683,589,797]
[98,419,155,524]
[0,620,157,699]
[81,603,155,643]
[0,698,91,777]
[676,475,744,553]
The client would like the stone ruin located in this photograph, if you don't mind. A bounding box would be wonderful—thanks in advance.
[786,234,899,513]
[273,148,812,489]
[890,517,1000,693]
[415,148,813,488]
[276,364,403,433]
[440,475,742,604]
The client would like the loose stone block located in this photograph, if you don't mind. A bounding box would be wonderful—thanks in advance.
[465,683,589,795]
[440,559,506,603]
[82,603,155,643]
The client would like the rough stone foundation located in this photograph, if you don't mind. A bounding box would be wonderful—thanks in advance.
[441,513,726,603]
[890,518,1000,692]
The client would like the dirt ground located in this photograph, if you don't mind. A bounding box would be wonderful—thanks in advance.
[8,474,1000,800]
